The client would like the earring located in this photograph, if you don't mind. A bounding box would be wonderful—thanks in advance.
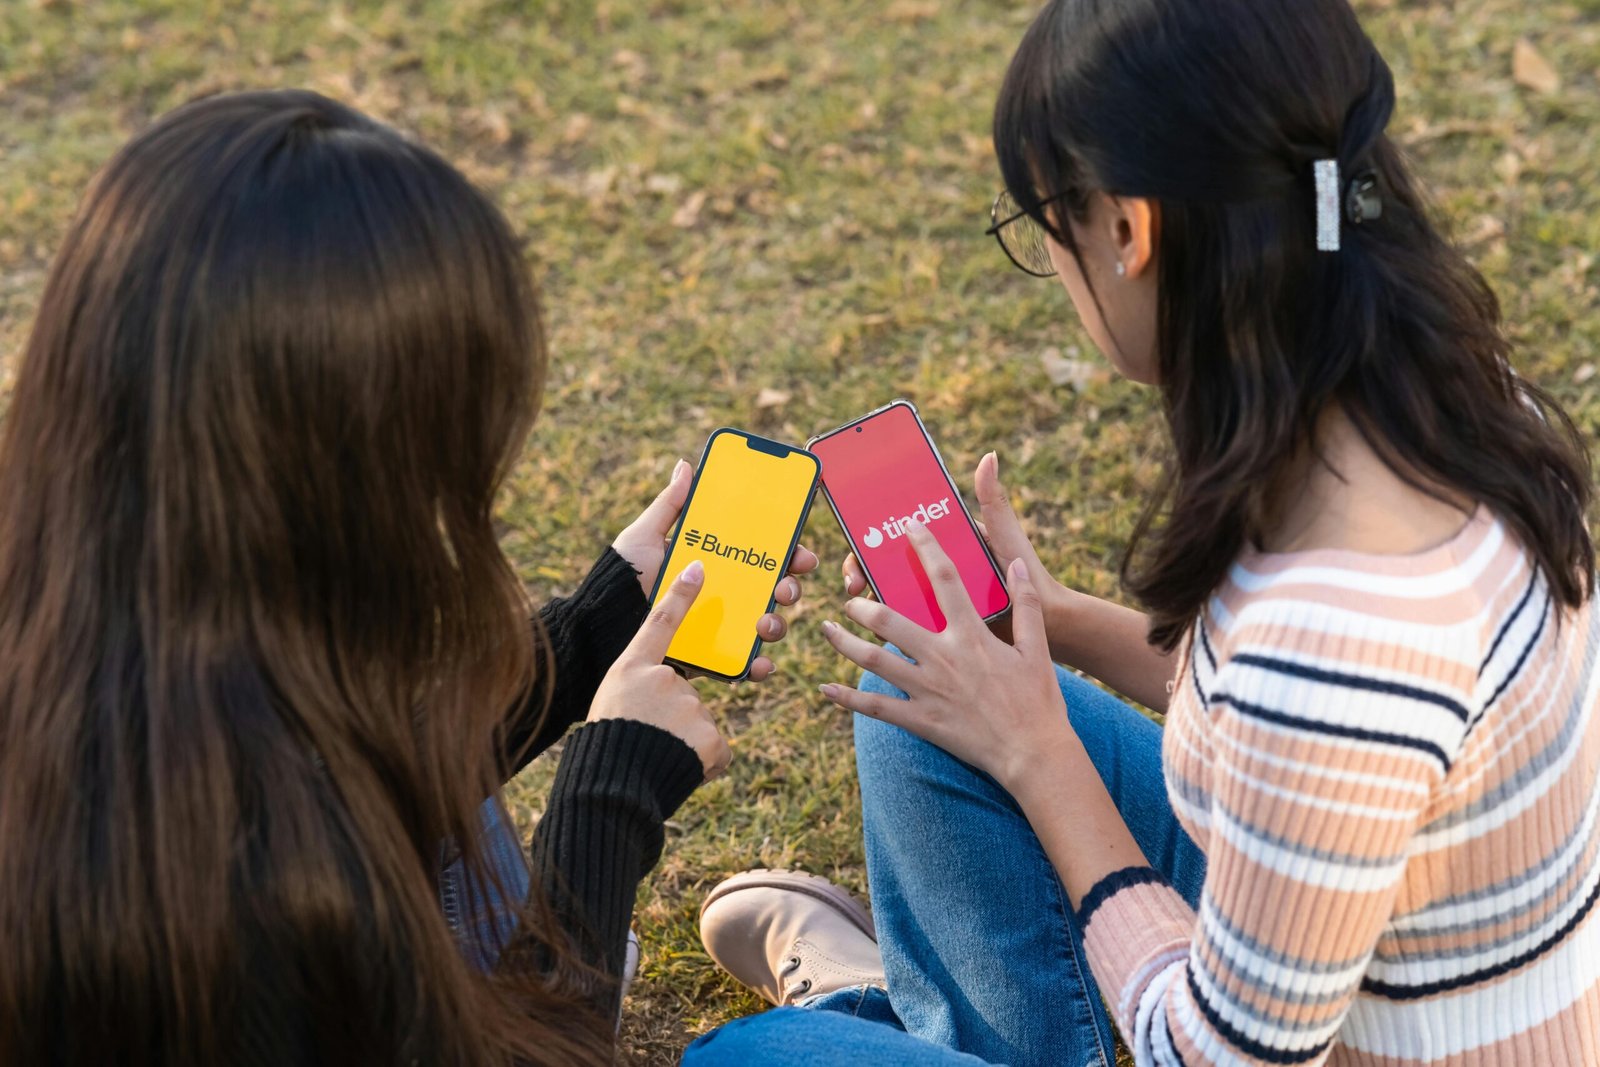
[1115,261,1127,277]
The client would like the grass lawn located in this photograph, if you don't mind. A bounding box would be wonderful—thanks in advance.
[3,0,1598,1062]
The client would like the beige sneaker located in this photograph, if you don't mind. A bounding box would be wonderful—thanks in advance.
[699,869,885,1006]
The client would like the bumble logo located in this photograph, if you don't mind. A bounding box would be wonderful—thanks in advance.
[859,498,953,549]
[679,529,778,571]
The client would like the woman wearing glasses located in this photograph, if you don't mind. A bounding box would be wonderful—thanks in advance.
[686,0,1600,1063]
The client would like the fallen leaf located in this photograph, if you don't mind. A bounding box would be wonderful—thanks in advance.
[671,191,707,228]
[478,108,512,146]
[755,388,791,409]
[886,0,937,21]
[1494,150,1522,185]
[1513,39,1561,96]
[562,113,592,144]
[743,65,790,91]
[582,166,617,200]
[1040,346,1109,390]
[645,173,684,196]
[1462,214,1507,246]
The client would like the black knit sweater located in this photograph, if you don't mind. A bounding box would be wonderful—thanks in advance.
[504,548,705,1016]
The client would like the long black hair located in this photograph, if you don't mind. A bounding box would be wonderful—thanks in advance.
[0,91,609,1065]
[995,0,1592,649]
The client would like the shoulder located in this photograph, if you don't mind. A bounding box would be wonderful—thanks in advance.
[1216,504,1520,653]
[1201,508,1537,775]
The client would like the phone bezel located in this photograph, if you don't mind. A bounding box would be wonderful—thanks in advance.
[647,427,820,682]
[806,399,1012,628]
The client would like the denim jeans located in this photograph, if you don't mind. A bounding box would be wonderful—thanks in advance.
[682,662,1207,1067]
[439,798,529,972]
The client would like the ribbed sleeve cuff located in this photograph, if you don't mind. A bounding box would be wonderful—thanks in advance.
[1079,866,1196,1034]
[548,547,651,672]
[549,717,706,821]
[1079,865,1171,928]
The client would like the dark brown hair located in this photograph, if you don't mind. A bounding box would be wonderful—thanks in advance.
[0,90,610,1065]
[996,0,1593,649]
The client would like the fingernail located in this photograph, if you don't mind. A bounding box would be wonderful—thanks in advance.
[1009,558,1027,582]
[989,451,1000,477]
[820,620,838,635]
[682,560,704,584]
[906,519,923,532]
[673,458,690,480]
[819,683,837,699]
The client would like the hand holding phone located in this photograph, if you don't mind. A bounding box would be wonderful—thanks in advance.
[810,401,1009,633]
[648,430,819,681]
[615,457,819,681]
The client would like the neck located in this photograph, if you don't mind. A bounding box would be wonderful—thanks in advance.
[1260,405,1474,556]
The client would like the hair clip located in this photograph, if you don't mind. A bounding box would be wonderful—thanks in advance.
[1314,159,1341,252]
[1345,172,1383,227]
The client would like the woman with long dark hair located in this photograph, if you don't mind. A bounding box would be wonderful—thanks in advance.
[0,90,815,1065]
[688,0,1600,1063]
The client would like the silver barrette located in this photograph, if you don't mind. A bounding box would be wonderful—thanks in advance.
[1314,159,1341,252]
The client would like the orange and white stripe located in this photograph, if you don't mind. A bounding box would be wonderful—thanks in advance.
[1081,507,1600,1066]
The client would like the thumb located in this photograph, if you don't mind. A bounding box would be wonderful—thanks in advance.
[628,559,704,664]
[636,458,693,538]
[974,452,1035,564]
[1004,557,1047,655]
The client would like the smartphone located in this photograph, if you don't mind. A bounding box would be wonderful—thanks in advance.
[649,429,820,681]
[808,400,1009,633]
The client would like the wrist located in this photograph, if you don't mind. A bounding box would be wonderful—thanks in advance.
[996,720,1083,798]
[1042,580,1083,664]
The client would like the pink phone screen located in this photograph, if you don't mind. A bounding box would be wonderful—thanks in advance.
[812,404,1009,632]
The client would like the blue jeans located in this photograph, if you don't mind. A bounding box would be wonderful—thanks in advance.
[683,664,1206,1066]
[439,797,529,972]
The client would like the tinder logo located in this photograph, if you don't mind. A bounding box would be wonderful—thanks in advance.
[859,498,953,549]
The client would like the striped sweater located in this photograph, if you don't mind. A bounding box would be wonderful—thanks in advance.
[1079,506,1600,1066]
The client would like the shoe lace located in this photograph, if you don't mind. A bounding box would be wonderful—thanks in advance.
[778,954,811,998]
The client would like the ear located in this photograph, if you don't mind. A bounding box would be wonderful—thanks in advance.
[1108,197,1159,280]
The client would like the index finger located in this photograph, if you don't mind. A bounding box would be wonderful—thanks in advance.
[627,560,704,664]
[903,520,982,631]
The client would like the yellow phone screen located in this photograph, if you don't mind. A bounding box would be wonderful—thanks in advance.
[654,430,819,679]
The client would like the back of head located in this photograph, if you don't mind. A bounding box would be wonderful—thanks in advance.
[996,0,1592,646]
[0,91,605,1065]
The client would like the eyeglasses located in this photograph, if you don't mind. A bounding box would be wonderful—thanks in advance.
[986,189,1059,278]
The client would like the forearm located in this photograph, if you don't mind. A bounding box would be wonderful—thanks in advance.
[1045,586,1175,712]
[1005,730,1152,909]
[514,719,703,1013]
[502,549,648,776]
